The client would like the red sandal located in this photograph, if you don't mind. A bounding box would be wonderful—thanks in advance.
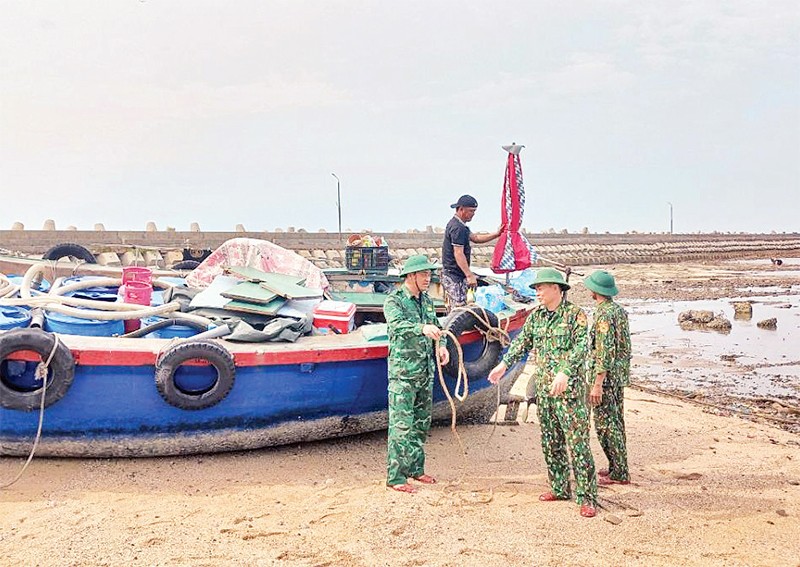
[580,503,597,518]
[413,474,437,484]
[539,491,569,502]
[598,476,630,486]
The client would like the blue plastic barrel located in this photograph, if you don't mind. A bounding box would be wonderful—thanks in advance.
[60,276,120,302]
[0,305,32,330]
[44,310,124,337]
[140,316,200,339]
[3,275,51,293]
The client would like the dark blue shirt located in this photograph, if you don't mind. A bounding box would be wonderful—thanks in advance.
[442,216,471,280]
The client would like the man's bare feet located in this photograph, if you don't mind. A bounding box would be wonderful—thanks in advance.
[413,474,436,484]
[389,483,417,493]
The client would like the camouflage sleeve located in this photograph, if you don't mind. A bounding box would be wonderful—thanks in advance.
[384,295,423,340]
[556,308,588,379]
[593,310,615,374]
[621,310,632,361]
[426,296,448,350]
[501,313,535,367]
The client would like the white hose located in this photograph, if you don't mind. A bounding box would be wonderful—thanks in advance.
[42,302,181,321]
[1,283,19,299]
[0,295,150,310]
[0,273,20,299]
[19,262,47,299]
[49,276,122,297]
[3,261,214,326]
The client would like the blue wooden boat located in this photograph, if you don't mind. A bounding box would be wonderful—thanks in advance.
[0,299,531,457]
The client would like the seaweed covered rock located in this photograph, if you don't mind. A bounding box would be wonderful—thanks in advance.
[757,318,778,330]
[678,310,731,332]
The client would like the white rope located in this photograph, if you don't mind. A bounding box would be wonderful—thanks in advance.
[0,334,60,489]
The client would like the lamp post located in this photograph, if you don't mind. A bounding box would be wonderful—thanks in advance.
[667,202,673,234]
[331,173,342,242]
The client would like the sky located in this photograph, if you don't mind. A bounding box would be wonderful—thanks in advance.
[1,1,798,235]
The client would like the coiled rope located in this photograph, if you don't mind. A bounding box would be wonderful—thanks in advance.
[0,334,61,489]
[434,304,513,430]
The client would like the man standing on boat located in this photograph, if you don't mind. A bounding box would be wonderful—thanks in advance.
[487,268,598,517]
[583,270,632,486]
[383,254,450,493]
[441,194,502,312]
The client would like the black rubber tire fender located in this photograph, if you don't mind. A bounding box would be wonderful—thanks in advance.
[182,248,212,261]
[42,243,97,264]
[0,328,76,411]
[155,340,235,410]
[442,306,502,381]
[171,260,201,271]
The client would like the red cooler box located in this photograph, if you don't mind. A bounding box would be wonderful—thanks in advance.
[312,300,356,334]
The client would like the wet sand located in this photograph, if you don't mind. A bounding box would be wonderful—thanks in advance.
[2,259,799,566]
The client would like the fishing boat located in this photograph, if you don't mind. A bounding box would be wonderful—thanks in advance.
[0,240,533,458]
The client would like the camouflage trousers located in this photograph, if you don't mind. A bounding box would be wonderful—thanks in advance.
[593,384,629,481]
[387,378,433,486]
[440,272,467,313]
[537,394,597,506]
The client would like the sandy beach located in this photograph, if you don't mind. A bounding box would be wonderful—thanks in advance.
[2,259,799,566]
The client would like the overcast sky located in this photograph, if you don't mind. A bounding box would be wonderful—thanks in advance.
[1,1,798,235]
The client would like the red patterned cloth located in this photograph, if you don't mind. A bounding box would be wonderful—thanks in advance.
[184,238,329,290]
[491,144,535,273]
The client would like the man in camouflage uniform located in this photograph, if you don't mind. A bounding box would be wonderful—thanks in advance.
[383,255,450,493]
[583,270,632,485]
[488,267,597,518]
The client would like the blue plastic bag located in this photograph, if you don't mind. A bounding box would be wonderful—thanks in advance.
[474,284,507,313]
[508,268,538,299]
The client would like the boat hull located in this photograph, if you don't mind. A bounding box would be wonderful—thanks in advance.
[0,310,531,457]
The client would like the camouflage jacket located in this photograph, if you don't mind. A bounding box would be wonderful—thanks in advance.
[501,300,588,398]
[384,285,446,386]
[590,299,631,387]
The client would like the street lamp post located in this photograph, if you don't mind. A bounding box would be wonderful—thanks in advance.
[331,173,342,242]
[667,202,673,234]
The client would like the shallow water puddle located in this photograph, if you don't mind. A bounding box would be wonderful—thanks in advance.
[621,294,800,400]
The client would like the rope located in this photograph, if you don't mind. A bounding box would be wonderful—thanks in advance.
[154,337,184,366]
[431,306,513,488]
[447,305,512,348]
[0,334,61,489]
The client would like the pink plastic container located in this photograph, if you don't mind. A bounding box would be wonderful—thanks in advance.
[122,266,153,285]
[122,280,153,333]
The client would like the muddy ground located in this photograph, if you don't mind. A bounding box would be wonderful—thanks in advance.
[1,258,799,566]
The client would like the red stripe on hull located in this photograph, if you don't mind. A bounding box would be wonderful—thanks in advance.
[6,309,530,367]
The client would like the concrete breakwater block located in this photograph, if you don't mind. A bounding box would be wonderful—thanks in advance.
[731,301,753,316]
[95,252,122,266]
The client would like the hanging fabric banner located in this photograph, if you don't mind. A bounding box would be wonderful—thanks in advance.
[491,144,536,273]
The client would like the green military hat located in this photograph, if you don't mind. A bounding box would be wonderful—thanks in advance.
[399,254,440,276]
[530,267,570,290]
[582,270,619,297]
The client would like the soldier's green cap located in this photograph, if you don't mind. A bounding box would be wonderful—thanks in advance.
[530,267,570,290]
[582,270,618,297]
[399,254,440,276]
